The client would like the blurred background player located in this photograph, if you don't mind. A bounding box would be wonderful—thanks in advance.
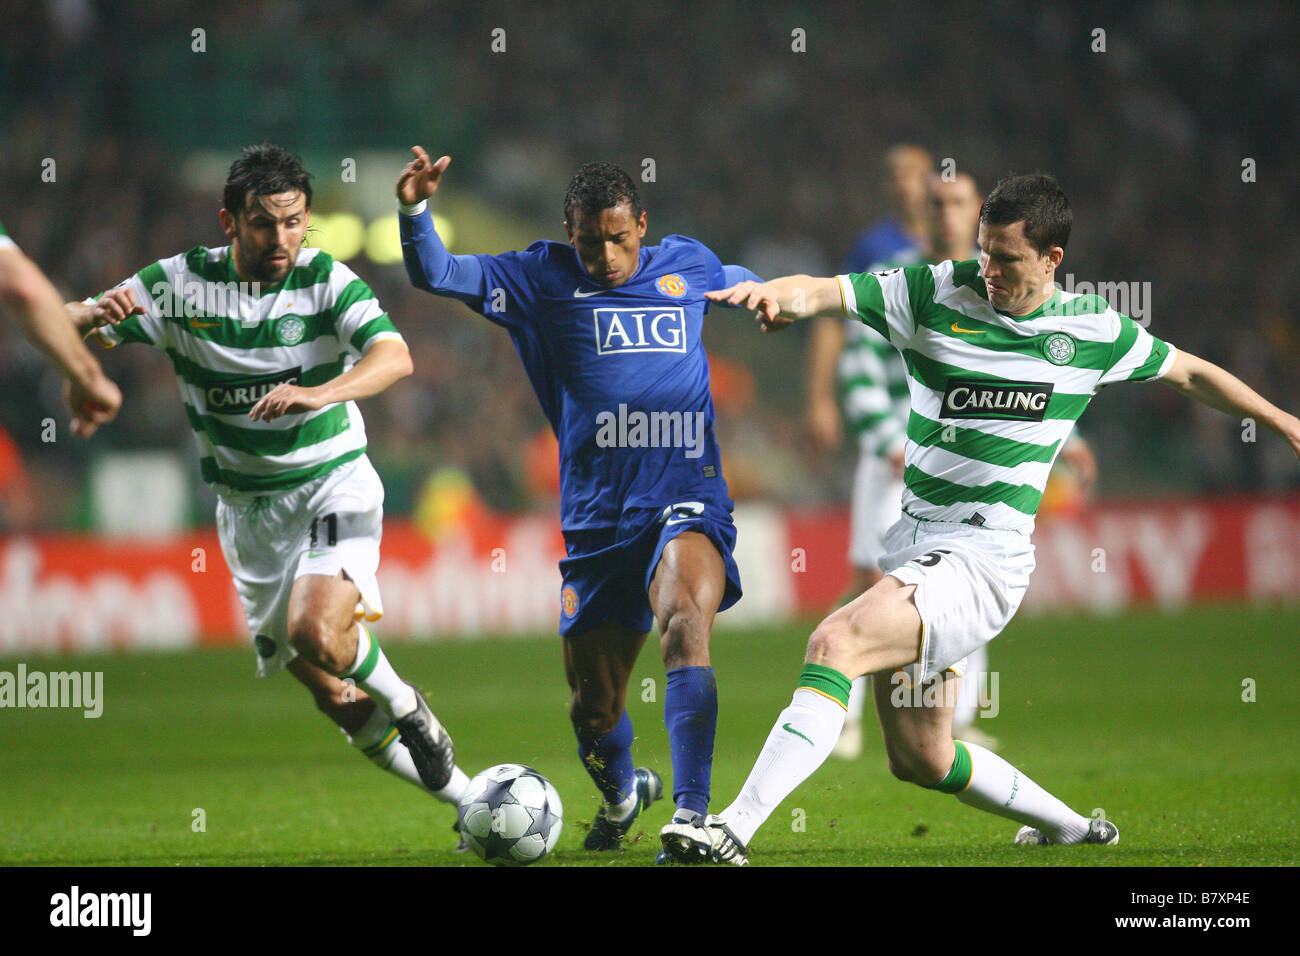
[66,144,470,822]
[0,216,121,437]
[397,146,760,852]
[809,169,999,757]
[842,144,934,274]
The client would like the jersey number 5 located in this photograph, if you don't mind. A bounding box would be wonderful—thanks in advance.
[913,548,952,568]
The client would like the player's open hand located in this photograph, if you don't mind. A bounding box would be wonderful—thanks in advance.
[397,146,451,206]
[248,383,324,423]
[91,287,143,327]
[65,370,122,438]
[705,281,792,333]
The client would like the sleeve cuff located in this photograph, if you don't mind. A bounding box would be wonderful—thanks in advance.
[398,199,428,216]
[1155,342,1178,380]
[836,274,856,318]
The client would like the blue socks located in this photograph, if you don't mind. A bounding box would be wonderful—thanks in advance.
[574,667,719,816]
[576,709,636,804]
[664,665,717,817]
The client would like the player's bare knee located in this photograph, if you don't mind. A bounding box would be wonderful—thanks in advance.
[805,614,860,671]
[659,604,708,668]
[288,616,349,673]
[569,694,621,738]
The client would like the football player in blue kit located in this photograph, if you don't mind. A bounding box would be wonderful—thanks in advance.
[396,146,761,857]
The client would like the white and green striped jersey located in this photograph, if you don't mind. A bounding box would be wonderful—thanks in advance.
[95,245,404,494]
[838,248,917,458]
[838,259,1175,534]
[0,217,14,250]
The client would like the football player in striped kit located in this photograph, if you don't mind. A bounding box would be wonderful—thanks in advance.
[809,171,1001,759]
[662,173,1300,864]
[65,144,470,822]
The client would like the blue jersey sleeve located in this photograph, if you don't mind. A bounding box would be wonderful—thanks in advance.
[721,264,763,286]
[474,245,549,330]
[400,208,488,307]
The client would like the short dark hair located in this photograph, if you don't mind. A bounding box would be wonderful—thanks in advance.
[563,162,642,224]
[223,143,313,217]
[979,173,1071,254]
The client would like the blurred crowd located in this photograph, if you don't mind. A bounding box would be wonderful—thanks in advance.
[2,0,1297,529]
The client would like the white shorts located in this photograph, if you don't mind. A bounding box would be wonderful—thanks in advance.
[878,512,1035,685]
[215,456,386,677]
[849,447,905,571]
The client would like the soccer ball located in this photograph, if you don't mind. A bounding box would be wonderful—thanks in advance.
[457,764,564,866]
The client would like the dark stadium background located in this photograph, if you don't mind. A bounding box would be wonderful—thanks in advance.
[1,0,1296,530]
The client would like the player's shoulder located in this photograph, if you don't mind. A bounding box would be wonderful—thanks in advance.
[645,234,721,279]
[500,239,579,275]
[177,245,224,275]
[526,238,574,261]
[945,257,984,291]
[1046,291,1132,339]
[503,240,584,296]
[134,245,219,290]
[293,246,339,282]
[651,233,715,260]
[1053,291,1114,317]
[920,257,985,306]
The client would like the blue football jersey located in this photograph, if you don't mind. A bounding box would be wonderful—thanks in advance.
[473,235,733,530]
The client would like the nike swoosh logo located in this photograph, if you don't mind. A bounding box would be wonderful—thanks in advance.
[307,551,330,559]
[665,515,697,526]
[782,723,815,746]
[950,322,986,334]
[190,319,221,328]
[573,287,602,298]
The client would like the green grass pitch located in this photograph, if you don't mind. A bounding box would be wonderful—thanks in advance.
[2,603,1297,866]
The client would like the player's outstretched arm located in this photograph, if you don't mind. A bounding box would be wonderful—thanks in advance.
[706,275,843,333]
[1161,349,1300,458]
[248,339,413,423]
[395,147,488,304]
[0,246,122,436]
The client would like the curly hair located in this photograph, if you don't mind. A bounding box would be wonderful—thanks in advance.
[562,161,643,223]
[223,143,314,216]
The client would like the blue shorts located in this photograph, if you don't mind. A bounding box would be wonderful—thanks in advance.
[558,499,743,637]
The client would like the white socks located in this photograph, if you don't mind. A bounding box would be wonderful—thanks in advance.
[347,702,468,804]
[722,688,847,846]
[955,740,1091,843]
[342,624,418,719]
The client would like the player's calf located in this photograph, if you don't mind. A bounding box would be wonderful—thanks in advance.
[286,657,468,806]
[883,736,958,788]
[873,671,961,786]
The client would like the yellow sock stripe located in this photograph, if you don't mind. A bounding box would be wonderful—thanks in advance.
[362,724,400,757]
[799,685,850,711]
